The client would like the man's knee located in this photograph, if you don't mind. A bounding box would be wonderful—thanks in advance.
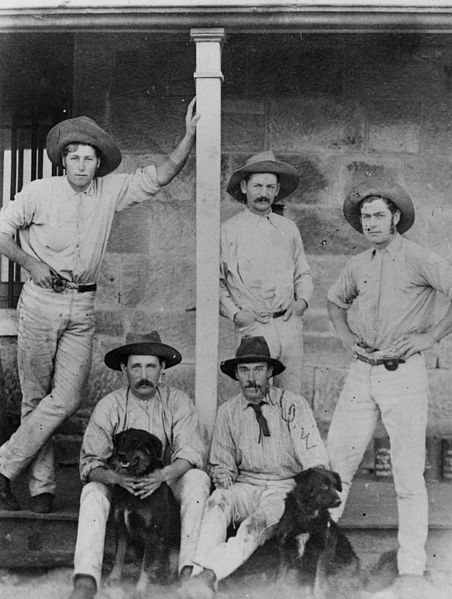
[179,468,211,501]
[80,481,111,511]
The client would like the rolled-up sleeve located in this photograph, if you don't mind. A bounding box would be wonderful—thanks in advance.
[79,400,118,483]
[208,406,239,482]
[168,389,206,469]
[292,224,313,306]
[0,187,37,236]
[327,258,358,310]
[114,164,161,211]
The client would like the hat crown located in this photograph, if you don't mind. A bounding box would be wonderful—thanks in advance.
[244,151,277,168]
[236,335,271,360]
[124,331,162,346]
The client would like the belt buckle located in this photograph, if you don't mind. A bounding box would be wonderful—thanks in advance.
[383,358,399,371]
[51,276,67,293]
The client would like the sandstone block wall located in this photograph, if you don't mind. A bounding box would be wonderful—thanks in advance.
[2,31,452,465]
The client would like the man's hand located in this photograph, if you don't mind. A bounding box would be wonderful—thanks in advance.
[27,260,55,289]
[233,309,257,327]
[185,97,200,138]
[283,299,308,321]
[389,332,436,359]
[211,467,233,489]
[110,471,139,495]
[133,469,166,499]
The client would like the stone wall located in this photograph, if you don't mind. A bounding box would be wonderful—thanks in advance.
[2,31,452,464]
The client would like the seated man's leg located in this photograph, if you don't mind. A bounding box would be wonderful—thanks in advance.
[170,468,211,573]
[72,482,112,594]
[194,481,293,582]
[327,361,379,521]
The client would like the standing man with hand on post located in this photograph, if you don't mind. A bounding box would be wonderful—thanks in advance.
[326,178,452,597]
[0,99,199,513]
[220,151,313,394]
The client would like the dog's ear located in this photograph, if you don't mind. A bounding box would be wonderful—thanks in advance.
[146,434,163,460]
[331,471,342,492]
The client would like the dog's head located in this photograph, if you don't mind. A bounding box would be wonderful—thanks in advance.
[291,467,342,517]
[109,428,163,476]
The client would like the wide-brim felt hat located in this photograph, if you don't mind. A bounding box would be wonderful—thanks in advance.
[105,331,182,371]
[227,151,300,202]
[220,335,285,380]
[344,178,415,234]
[46,116,122,177]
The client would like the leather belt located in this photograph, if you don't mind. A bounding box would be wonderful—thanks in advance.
[75,283,97,293]
[355,352,405,371]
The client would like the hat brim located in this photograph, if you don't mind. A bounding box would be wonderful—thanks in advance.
[46,116,122,177]
[105,342,182,371]
[343,180,415,234]
[227,160,300,202]
[220,355,285,380]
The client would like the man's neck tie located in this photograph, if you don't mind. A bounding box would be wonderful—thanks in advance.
[249,401,271,444]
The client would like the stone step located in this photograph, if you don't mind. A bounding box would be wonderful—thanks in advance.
[1,467,451,568]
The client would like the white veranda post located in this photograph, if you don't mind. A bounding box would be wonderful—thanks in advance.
[190,28,225,444]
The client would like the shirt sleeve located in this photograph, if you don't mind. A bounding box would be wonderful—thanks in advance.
[79,399,118,483]
[0,185,37,236]
[167,389,207,469]
[113,164,162,212]
[219,223,240,320]
[411,246,452,299]
[292,224,314,305]
[285,392,330,470]
[327,258,359,309]
[208,405,239,482]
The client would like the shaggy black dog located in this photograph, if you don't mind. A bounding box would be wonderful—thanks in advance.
[107,428,180,598]
[275,467,398,599]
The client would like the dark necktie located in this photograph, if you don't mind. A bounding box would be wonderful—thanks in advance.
[249,401,271,443]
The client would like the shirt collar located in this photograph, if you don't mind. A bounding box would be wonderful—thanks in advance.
[372,232,403,257]
[62,175,97,198]
[240,388,272,409]
[243,206,274,223]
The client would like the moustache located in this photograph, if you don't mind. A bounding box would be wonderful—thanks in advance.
[245,382,263,390]
[136,379,154,388]
[256,197,270,202]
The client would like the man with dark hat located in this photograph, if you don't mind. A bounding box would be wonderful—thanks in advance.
[220,151,313,395]
[179,335,328,599]
[326,178,452,590]
[0,99,199,513]
[68,331,210,599]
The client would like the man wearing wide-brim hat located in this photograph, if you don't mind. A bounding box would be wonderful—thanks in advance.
[220,151,313,396]
[180,335,328,599]
[326,177,452,590]
[0,99,199,514]
[69,331,210,599]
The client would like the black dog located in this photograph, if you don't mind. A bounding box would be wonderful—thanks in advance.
[107,428,181,598]
[275,467,398,598]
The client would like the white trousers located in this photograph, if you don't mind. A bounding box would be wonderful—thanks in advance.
[73,468,211,590]
[193,479,295,581]
[235,315,303,394]
[0,280,95,496]
[327,353,429,575]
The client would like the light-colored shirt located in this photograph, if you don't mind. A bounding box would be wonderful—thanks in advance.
[0,167,161,284]
[79,384,206,483]
[209,385,328,486]
[220,208,313,320]
[327,233,452,350]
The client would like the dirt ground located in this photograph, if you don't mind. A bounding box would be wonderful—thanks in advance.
[1,530,451,599]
